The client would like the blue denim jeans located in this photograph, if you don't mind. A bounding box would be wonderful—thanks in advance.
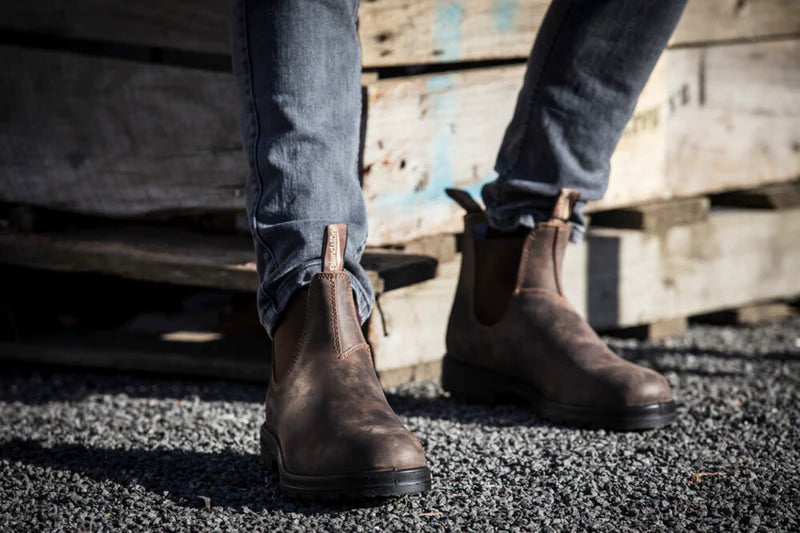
[485,0,687,241]
[230,0,687,337]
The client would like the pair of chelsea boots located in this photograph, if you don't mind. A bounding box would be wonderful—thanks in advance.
[262,191,675,499]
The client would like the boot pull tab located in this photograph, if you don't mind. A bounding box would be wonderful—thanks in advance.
[322,224,347,273]
[551,188,580,221]
[445,188,483,214]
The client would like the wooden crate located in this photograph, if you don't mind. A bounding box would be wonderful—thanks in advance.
[363,38,800,242]
[371,198,800,382]
[2,36,797,244]
[1,1,799,385]
[2,0,797,65]
[2,189,798,385]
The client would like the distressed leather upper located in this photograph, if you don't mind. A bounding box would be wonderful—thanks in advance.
[267,272,426,476]
[446,209,673,408]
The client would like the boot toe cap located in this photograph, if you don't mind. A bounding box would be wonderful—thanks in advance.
[618,366,673,406]
[354,429,428,472]
[284,426,427,476]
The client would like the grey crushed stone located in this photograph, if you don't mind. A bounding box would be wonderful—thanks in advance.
[1,318,799,532]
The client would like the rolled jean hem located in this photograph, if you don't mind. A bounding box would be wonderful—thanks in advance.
[486,209,586,244]
[567,224,585,244]
[257,259,375,339]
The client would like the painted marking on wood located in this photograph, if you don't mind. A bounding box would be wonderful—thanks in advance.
[492,0,518,33]
[433,0,464,61]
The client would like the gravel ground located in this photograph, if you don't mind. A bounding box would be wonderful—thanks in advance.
[1,317,799,532]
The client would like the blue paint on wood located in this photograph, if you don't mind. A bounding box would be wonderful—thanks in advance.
[433,0,464,62]
[428,75,457,202]
[492,0,517,33]
[371,74,496,215]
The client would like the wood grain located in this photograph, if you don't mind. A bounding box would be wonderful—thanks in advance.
[563,207,800,329]
[371,206,800,374]
[0,45,247,216]
[0,225,441,295]
[666,40,800,200]
[363,39,800,242]
[590,197,710,231]
[1,39,797,245]
[2,206,798,381]
[1,0,798,66]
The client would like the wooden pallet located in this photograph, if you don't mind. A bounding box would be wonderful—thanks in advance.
[2,194,798,385]
[2,38,797,245]
[0,224,438,296]
[1,1,799,385]
[370,198,800,381]
[1,2,798,245]
[1,0,796,66]
[0,221,439,385]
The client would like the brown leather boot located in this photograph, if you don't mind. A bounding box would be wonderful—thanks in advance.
[441,189,676,430]
[260,224,431,499]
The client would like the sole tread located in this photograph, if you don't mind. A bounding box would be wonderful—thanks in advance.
[442,355,677,431]
[259,424,432,500]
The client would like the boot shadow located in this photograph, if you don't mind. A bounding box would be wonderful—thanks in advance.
[0,439,406,514]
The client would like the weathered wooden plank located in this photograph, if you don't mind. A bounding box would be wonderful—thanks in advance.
[369,259,459,374]
[694,301,797,325]
[361,0,800,66]
[2,0,798,66]
[362,55,668,243]
[711,181,800,209]
[358,0,550,66]
[0,0,230,55]
[378,361,443,388]
[368,233,459,265]
[363,38,800,243]
[563,207,800,329]
[363,65,527,242]
[2,40,798,246]
[590,197,710,231]
[0,334,271,384]
[0,45,247,217]
[671,0,800,46]
[0,225,441,295]
[665,40,800,201]
[0,227,259,292]
[601,317,689,341]
[0,45,378,220]
[370,206,800,374]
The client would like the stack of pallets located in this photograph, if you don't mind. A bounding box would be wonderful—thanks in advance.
[1,1,798,385]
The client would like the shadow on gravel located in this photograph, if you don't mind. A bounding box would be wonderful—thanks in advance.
[0,366,265,405]
[385,390,553,428]
[619,346,800,363]
[0,439,397,514]
[615,345,799,379]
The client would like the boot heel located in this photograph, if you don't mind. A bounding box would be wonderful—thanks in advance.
[441,355,506,403]
[259,423,279,473]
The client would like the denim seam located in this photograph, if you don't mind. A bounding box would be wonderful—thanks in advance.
[239,0,278,271]
[353,0,363,191]
[501,2,575,178]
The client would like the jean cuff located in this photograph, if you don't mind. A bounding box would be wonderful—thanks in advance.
[486,209,586,244]
[257,259,375,339]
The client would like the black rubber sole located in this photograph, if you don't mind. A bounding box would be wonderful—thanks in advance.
[259,424,432,500]
[441,355,677,431]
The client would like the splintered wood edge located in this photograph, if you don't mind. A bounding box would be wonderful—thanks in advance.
[0,226,447,295]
